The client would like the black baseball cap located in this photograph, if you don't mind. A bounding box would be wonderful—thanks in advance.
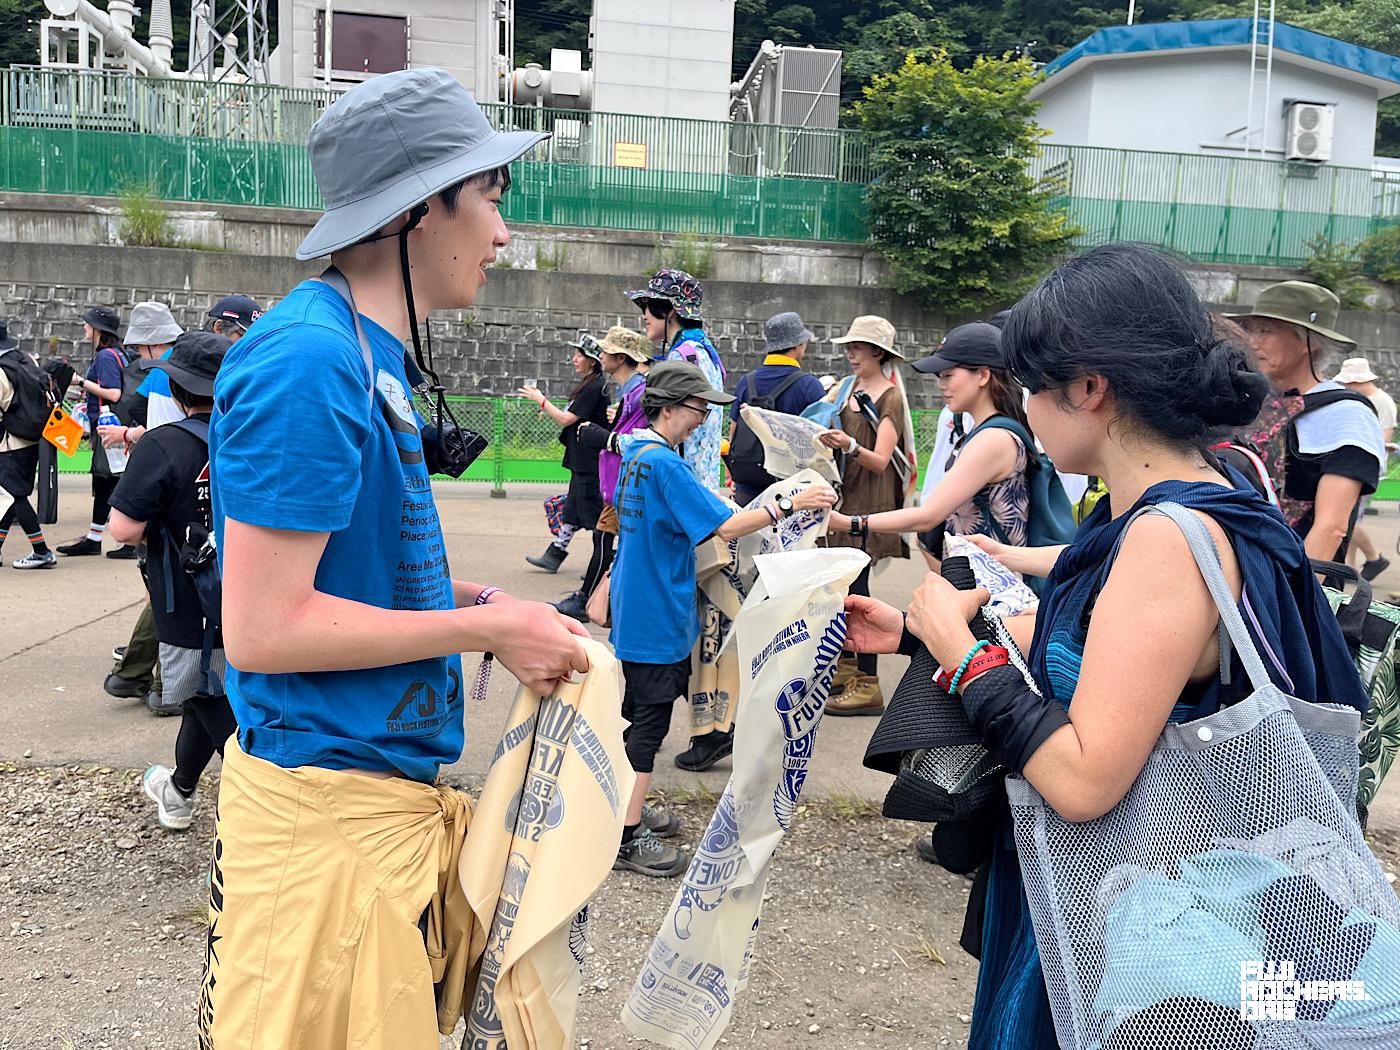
[641,361,734,410]
[912,322,1005,375]
[81,305,121,337]
[138,331,231,396]
[207,294,262,329]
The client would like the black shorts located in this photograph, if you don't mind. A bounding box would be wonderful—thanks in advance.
[0,444,40,499]
[621,657,691,774]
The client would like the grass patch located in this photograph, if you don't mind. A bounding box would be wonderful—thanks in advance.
[117,184,181,248]
[649,231,718,280]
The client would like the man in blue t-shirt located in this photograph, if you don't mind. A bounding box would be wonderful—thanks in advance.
[609,361,835,877]
[204,68,589,1043]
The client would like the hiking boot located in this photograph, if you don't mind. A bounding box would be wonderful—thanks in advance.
[825,674,884,716]
[829,655,861,694]
[673,729,734,772]
[553,590,589,623]
[526,543,569,573]
[142,765,194,831]
[641,801,680,839]
[106,544,139,560]
[57,537,101,556]
[614,827,688,878]
[103,673,148,699]
[12,551,56,569]
[1362,556,1391,582]
[146,690,184,717]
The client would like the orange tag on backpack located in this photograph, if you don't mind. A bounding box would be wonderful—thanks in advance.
[42,405,84,456]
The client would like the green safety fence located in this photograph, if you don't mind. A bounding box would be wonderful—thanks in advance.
[1032,143,1400,268]
[0,124,869,242]
[56,397,1400,501]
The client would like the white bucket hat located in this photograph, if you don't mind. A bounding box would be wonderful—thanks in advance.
[832,315,904,360]
[296,69,549,261]
[1335,358,1379,384]
[124,301,184,346]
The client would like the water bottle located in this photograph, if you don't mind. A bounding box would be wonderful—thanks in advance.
[97,406,129,474]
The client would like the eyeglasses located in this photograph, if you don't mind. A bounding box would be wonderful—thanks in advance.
[675,401,709,418]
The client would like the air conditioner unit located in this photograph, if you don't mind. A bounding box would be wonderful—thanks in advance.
[1285,102,1334,162]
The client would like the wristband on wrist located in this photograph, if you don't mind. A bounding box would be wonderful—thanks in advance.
[946,640,992,695]
[935,646,1009,695]
[475,586,502,606]
[846,434,859,455]
[765,504,780,526]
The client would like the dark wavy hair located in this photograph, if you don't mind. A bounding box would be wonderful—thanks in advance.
[1002,243,1268,448]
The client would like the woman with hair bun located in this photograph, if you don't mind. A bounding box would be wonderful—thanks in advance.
[841,243,1371,1048]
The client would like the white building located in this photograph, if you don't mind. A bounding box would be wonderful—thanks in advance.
[1030,19,1400,168]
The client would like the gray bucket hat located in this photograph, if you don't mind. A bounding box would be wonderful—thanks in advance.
[763,311,815,354]
[124,301,184,346]
[296,68,549,261]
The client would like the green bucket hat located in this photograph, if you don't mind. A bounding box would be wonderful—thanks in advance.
[1224,281,1356,347]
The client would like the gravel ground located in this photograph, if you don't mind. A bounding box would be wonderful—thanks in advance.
[4,764,1398,1050]
[0,764,981,1050]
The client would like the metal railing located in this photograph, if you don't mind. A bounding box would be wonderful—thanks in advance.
[1031,143,1400,267]
[0,68,874,182]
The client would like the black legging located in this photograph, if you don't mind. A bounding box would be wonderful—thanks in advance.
[0,496,44,547]
[582,529,615,599]
[91,473,119,527]
[172,693,238,796]
[848,563,877,676]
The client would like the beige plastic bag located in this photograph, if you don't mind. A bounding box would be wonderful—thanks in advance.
[623,548,870,1050]
[461,639,635,1050]
[689,470,833,737]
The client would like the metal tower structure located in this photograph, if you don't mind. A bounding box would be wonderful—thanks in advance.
[187,0,270,84]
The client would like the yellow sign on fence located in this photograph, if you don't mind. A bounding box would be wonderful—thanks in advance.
[612,142,648,169]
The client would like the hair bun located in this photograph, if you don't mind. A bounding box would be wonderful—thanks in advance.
[1196,340,1269,428]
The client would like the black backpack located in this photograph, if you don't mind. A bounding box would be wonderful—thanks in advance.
[158,418,223,694]
[725,370,805,489]
[0,346,54,443]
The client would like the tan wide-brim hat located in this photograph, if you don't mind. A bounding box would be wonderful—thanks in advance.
[832,315,904,360]
[598,325,652,364]
[1335,357,1379,384]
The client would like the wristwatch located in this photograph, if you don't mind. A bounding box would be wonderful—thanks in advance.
[776,495,795,518]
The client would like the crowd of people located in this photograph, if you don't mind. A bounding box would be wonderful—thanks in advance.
[5,63,1400,1048]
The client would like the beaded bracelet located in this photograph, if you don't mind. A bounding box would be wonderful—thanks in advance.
[948,640,992,695]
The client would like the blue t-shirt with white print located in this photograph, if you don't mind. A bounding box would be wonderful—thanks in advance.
[210,280,463,782]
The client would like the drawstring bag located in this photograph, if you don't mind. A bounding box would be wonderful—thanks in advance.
[1007,502,1400,1050]
[543,493,567,537]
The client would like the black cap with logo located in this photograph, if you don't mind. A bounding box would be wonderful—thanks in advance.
[912,322,1005,375]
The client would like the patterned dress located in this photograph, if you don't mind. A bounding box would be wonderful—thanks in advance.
[666,328,725,488]
[945,429,1030,547]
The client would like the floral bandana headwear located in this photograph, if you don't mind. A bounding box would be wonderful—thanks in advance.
[625,269,704,323]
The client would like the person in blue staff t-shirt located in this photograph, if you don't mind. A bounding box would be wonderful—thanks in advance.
[205,68,590,1042]
[609,360,835,878]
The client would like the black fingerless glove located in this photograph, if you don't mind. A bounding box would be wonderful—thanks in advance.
[958,664,1070,774]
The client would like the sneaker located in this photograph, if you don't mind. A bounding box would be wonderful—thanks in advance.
[103,673,149,699]
[146,690,184,717]
[641,801,680,839]
[614,827,688,878]
[112,645,127,661]
[825,674,885,716]
[673,729,734,772]
[57,537,102,556]
[12,551,56,569]
[526,543,568,573]
[106,544,139,560]
[553,590,589,623]
[1362,557,1391,582]
[142,765,194,831]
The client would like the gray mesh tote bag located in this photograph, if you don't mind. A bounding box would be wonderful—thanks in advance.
[1006,502,1400,1050]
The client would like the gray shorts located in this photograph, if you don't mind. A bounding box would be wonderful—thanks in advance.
[158,642,227,707]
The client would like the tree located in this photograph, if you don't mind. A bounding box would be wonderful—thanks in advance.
[856,51,1078,312]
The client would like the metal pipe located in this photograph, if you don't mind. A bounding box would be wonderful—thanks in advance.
[66,0,175,75]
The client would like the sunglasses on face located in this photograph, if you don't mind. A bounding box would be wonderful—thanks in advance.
[640,299,672,320]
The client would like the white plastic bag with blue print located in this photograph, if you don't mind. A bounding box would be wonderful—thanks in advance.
[621,547,869,1050]
[1006,503,1400,1050]
[941,533,1038,618]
